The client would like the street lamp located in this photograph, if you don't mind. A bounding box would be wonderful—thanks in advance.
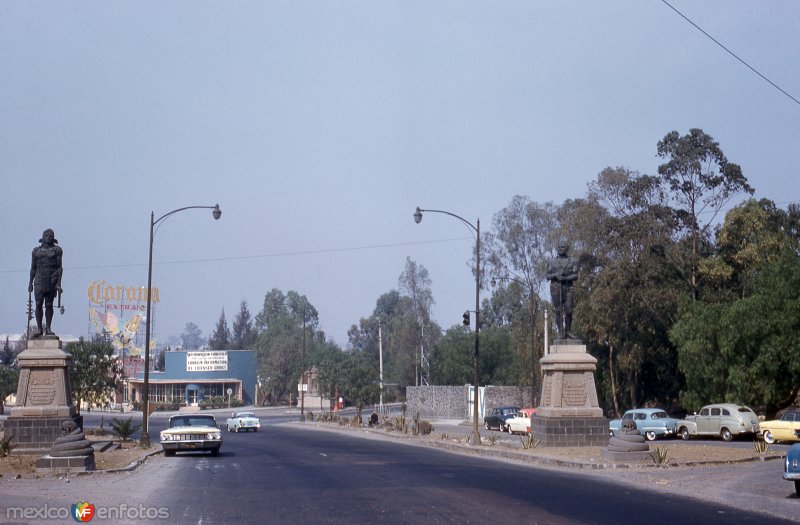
[413,206,482,446]
[139,204,222,448]
[490,275,540,408]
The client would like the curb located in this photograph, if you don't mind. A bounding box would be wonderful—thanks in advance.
[290,421,785,470]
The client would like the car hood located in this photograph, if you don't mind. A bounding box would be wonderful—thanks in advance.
[162,425,219,433]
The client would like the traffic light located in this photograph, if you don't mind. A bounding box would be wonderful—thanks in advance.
[462,311,470,326]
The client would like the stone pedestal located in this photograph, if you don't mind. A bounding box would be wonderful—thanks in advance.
[6,337,80,455]
[532,342,608,447]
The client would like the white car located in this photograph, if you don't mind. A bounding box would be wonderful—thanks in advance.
[160,415,222,457]
[226,411,261,432]
[506,408,536,435]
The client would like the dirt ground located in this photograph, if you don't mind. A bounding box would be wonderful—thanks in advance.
[0,439,151,479]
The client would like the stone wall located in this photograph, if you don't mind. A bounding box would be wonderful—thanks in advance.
[406,386,465,419]
[406,385,533,420]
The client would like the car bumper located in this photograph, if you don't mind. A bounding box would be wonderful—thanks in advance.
[783,471,800,481]
[161,441,222,452]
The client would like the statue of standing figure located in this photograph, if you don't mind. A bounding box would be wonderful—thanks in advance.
[28,228,63,338]
[546,242,578,340]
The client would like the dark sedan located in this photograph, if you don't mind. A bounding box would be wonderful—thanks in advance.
[483,406,520,432]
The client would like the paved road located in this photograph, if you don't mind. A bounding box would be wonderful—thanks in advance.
[3,416,798,524]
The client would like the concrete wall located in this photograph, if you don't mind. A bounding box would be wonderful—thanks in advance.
[407,385,533,420]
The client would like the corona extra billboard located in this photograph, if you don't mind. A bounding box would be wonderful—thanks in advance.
[87,280,159,357]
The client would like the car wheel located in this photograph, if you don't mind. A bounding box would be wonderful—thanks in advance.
[720,428,733,442]
[235,426,240,433]
[164,450,175,457]
[507,425,513,435]
[211,448,219,457]
[484,422,490,430]
[645,431,657,441]
[795,480,800,498]
[763,430,776,444]
[680,427,690,441]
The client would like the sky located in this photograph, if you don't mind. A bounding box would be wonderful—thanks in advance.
[1,1,798,349]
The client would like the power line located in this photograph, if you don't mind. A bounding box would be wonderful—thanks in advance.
[661,0,800,107]
[0,237,471,274]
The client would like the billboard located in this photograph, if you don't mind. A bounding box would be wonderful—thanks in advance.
[87,280,160,356]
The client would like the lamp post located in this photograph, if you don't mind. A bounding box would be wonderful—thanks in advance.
[413,207,482,446]
[139,204,222,448]
[490,275,540,408]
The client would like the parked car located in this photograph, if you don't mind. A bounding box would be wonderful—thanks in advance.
[506,408,536,435]
[608,408,679,441]
[677,403,759,442]
[226,411,261,432]
[784,443,800,496]
[759,410,800,444]
[160,414,223,457]
[483,406,520,432]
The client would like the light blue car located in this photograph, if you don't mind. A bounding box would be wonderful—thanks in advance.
[609,408,679,441]
[783,441,800,496]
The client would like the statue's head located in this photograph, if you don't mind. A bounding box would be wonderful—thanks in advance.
[557,242,569,256]
[39,229,57,244]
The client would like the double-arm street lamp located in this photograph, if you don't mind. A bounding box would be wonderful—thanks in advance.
[413,207,482,446]
[139,204,222,448]
[490,274,540,408]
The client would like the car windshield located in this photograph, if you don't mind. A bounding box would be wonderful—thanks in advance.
[650,411,669,419]
[238,413,255,418]
[502,408,517,415]
[170,417,216,428]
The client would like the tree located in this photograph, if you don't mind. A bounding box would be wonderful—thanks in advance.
[484,196,558,404]
[1,337,16,366]
[571,168,683,414]
[232,300,257,349]
[180,322,205,350]
[656,128,754,299]
[0,365,19,415]
[397,258,436,386]
[65,339,123,414]
[253,289,323,405]
[208,309,231,350]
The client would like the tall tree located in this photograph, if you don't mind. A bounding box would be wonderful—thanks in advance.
[398,258,436,386]
[65,339,123,414]
[484,196,558,404]
[180,322,205,350]
[572,168,683,414]
[656,128,754,299]
[231,300,256,349]
[208,309,231,350]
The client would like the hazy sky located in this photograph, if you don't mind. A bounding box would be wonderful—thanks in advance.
[1,1,797,348]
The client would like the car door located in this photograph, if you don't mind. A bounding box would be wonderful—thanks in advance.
[696,408,712,434]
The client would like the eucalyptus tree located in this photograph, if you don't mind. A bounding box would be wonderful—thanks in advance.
[398,257,437,386]
[483,196,558,404]
[180,322,205,350]
[571,167,683,414]
[656,128,753,299]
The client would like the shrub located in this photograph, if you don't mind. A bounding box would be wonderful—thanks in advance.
[110,417,142,443]
[753,438,769,454]
[520,434,540,450]
[0,434,15,457]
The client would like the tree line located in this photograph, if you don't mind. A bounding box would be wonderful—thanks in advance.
[31,127,789,419]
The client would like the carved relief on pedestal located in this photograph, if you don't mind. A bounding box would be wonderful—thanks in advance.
[29,369,57,405]
[562,373,587,407]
